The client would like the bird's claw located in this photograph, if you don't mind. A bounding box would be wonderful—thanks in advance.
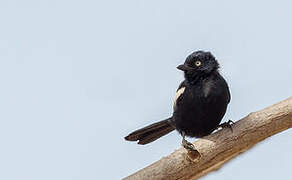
[217,120,234,132]
[182,138,198,153]
[182,138,201,162]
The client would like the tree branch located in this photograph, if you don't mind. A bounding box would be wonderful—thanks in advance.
[124,97,292,180]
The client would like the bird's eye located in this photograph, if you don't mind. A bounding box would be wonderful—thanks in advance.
[195,60,201,66]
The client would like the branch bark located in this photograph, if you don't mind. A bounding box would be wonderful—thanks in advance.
[124,97,292,180]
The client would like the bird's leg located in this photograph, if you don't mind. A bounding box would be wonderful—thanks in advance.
[217,120,234,132]
[181,132,201,162]
[181,132,197,153]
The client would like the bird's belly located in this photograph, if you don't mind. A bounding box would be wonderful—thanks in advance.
[173,101,227,137]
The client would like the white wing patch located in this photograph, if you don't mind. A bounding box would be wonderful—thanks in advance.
[174,87,185,108]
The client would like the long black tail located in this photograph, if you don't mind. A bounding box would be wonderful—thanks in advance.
[124,117,175,145]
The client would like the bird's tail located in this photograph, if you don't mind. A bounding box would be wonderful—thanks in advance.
[124,117,175,145]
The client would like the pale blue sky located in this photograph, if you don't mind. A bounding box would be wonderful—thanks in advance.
[0,0,291,179]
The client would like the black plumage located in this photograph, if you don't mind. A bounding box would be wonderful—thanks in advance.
[125,51,231,148]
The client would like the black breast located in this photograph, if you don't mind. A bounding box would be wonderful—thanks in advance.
[172,73,230,137]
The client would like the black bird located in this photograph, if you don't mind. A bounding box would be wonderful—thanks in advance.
[125,51,231,151]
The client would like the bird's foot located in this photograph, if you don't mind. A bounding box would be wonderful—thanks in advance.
[217,120,234,132]
[181,136,201,162]
[181,132,199,154]
[182,138,197,152]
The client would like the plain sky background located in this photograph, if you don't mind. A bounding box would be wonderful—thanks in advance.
[0,0,291,179]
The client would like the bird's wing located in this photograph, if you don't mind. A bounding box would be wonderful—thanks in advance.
[222,78,231,104]
[174,81,186,110]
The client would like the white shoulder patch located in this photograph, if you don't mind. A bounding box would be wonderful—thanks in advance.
[174,87,185,108]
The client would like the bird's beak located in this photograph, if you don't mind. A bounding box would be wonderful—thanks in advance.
[177,64,192,72]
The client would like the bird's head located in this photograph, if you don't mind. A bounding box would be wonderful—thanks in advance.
[177,51,219,80]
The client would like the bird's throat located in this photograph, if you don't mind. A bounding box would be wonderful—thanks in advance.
[185,70,218,85]
[184,72,204,85]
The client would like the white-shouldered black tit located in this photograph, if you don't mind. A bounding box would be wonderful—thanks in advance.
[125,51,232,152]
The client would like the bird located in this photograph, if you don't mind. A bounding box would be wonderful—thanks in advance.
[124,51,232,152]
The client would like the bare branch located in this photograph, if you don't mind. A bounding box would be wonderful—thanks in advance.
[124,97,292,180]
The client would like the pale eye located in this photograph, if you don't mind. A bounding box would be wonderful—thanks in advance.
[195,60,201,66]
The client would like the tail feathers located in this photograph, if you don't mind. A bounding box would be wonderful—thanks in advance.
[125,118,175,145]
